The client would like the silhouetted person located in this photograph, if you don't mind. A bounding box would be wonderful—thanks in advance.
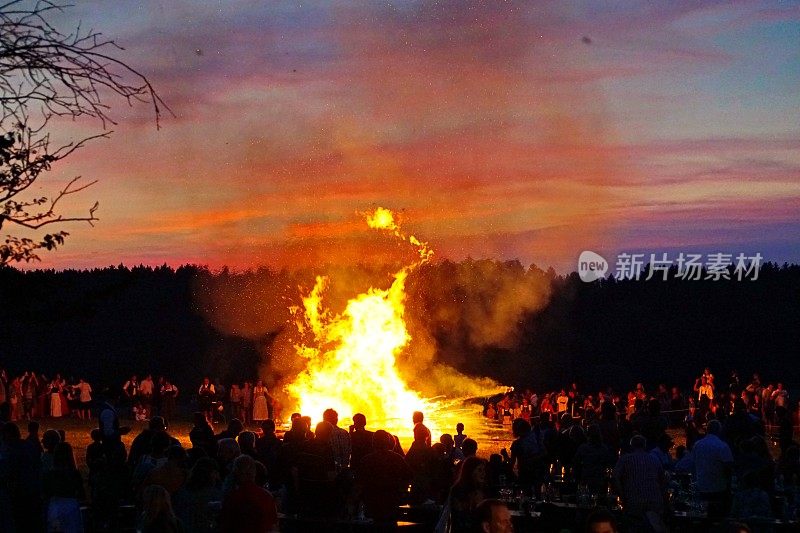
[255,419,281,487]
[129,416,179,467]
[25,420,43,453]
[613,435,666,529]
[139,484,183,533]
[219,455,277,532]
[574,424,614,494]
[323,408,351,470]
[462,438,478,458]
[189,411,216,457]
[172,457,222,533]
[694,419,734,519]
[412,410,431,447]
[349,413,374,470]
[0,422,44,532]
[448,457,490,532]
[405,423,436,504]
[357,429,413,526]
[473,498,513,533]
[43,442,85,532]
[215,418,243,441]
[293,421,337,517]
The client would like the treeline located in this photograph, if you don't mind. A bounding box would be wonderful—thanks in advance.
[0,260,798,395]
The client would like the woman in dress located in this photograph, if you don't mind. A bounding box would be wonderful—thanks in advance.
[55,374,70,417]
[252,380,269,422]
[50,378,63,418]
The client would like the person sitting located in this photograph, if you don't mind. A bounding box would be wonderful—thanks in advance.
[41,428,61,473]
[25,420,43,454]
[237,431,258,459]
[189,412,217,458]
[143,445,187,495]
[356,429,413,526]
[584,508,619,533]
[218,454,278,532]
[573,424,614,494]
[0,422,45,532]
[132,430,172,500]
[215,418,244,442]
[486,453,514,492]
[139,484,184,533]
[43,442,86,533]
[673,445,695,474]
[293,421,337,517]
[730,470,772,521]
[441,433,465,463]
[447,457,490,533]
[128,416,180,467]
[462,438,478,459]
[217,438,242,494]
[472,498,513,533]
[649,434,675,471]
[172,457,222,533]
[254,419,281,487]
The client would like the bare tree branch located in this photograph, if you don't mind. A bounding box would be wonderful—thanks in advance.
[0,0,168,264]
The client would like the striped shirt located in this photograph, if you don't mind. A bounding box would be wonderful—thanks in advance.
[614,449,666,513]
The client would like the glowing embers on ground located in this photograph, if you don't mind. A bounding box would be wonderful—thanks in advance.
[285,208,440,435]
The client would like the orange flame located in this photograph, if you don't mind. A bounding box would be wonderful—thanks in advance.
[285,208,441,433]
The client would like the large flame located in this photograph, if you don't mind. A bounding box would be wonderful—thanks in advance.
[285,208,443,435]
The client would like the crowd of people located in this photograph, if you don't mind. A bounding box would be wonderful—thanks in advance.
[0,366,798,532]
[0,371,95,422]
[484,369,797,430]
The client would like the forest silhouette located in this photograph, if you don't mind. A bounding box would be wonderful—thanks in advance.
[1,260,797,396]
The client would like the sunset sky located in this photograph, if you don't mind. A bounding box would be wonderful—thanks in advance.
[27,0,800,272]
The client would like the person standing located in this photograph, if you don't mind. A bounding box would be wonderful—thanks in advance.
[197,377,215,422]
[49,378,63,418]
[613,435,667,529]
[323,408,351,470]
[160,379,179,423]
[77,378,93,420]
[693,419,734,519]
[123,375,140,419]
[251,380,270,422]
[412,411,431,447]
[139,375,154,419]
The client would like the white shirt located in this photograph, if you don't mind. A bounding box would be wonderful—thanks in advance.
[693,434,733,493]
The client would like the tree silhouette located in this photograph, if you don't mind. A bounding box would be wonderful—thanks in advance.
[0,0,168,263]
